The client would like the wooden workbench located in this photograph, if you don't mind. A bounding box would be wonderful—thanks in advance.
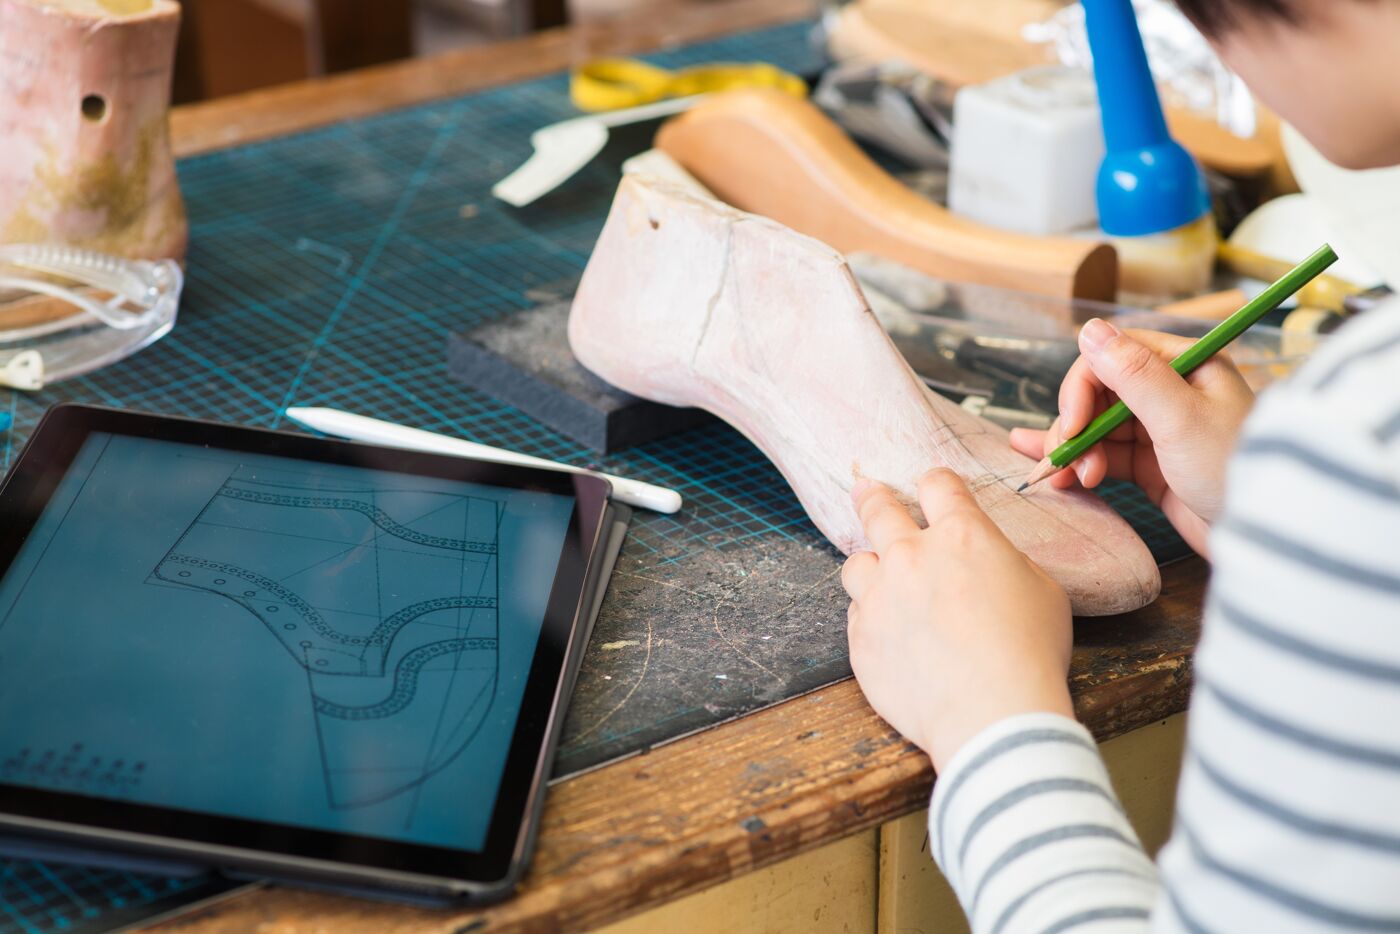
[154,2,1206,929]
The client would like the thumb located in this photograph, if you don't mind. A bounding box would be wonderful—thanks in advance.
[1078,318,1195,439]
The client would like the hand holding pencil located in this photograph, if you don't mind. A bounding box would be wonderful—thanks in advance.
[1009,323,1254,555]
[1009,244,1338,555]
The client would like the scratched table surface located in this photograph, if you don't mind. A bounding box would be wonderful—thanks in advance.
[0,19,1189,934]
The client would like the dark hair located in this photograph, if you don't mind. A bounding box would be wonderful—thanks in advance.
[1173,0,1300,36]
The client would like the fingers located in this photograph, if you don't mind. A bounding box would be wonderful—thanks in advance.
[1048,440,1144,489]
[1058,354,1103,439]
[1098,439,1143,484]
[1107,328,1247,396]
[1117,327,1201,359]
[1010,426,1104,488]
[1056,325,1242,448]
[916,468,982,528]
[854,472,996,561]
[852,479,920,552]
[841,551,878,602]
[1077,319,1197,440]
[1056,360,1134,444]
[1072,444,1108,488]
[1157,341,1254,405]
[1008,427,1046,459]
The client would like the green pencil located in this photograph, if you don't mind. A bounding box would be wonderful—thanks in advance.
[1017,243,1339,493]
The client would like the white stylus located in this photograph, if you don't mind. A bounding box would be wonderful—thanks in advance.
[283,406,683,515]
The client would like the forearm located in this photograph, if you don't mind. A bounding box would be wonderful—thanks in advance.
[929,713,1157,933]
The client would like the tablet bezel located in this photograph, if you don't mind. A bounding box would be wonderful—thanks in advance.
[0,404,613,897]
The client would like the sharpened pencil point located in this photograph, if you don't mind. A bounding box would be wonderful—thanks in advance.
[1018,456,1058,493]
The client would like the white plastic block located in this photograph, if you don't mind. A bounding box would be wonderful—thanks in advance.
[948,66,1103,237]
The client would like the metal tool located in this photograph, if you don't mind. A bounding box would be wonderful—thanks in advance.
[853,252,1322,429]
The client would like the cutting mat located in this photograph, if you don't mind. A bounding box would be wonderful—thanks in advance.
[0,862,237,934]
[0,19,1189,932]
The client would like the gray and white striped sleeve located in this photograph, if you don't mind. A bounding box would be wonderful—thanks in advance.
[928,306,1400,933]
[928,712,1159,932]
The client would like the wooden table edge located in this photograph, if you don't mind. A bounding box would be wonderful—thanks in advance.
[169,0,820,158]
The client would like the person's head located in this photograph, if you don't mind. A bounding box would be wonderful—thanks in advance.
[1174,0,1400,169]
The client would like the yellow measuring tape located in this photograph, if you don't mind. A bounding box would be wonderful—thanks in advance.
[570,57,807,112]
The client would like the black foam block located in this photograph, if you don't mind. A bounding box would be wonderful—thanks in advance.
[447,301,715,454]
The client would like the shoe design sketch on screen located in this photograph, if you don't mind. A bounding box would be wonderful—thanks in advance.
[149,464,504,812]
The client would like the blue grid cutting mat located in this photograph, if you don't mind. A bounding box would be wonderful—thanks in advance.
[0,19,1189,932]
[0,861,236,934]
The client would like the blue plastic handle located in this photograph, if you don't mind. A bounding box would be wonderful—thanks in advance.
[1084,0,1170,151]
[1082,0,1209,236]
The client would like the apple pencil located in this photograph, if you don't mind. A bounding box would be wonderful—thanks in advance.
[283,406,683,515]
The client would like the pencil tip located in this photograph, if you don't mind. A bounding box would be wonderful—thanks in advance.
[1015,482,1029,494]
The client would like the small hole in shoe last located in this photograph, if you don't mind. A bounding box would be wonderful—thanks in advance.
[81,95,108,123]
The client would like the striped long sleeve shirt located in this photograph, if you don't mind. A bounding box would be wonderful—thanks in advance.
[929,304,1400,933]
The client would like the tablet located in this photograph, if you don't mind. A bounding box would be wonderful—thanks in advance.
[0,404,619,902]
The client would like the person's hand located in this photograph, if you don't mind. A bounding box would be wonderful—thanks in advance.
[842,470,1074,771]
[1010,319,1254,556]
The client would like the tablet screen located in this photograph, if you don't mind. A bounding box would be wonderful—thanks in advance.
[0,431,576,854]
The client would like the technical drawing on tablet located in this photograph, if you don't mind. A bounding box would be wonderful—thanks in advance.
[0,433,575,852]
